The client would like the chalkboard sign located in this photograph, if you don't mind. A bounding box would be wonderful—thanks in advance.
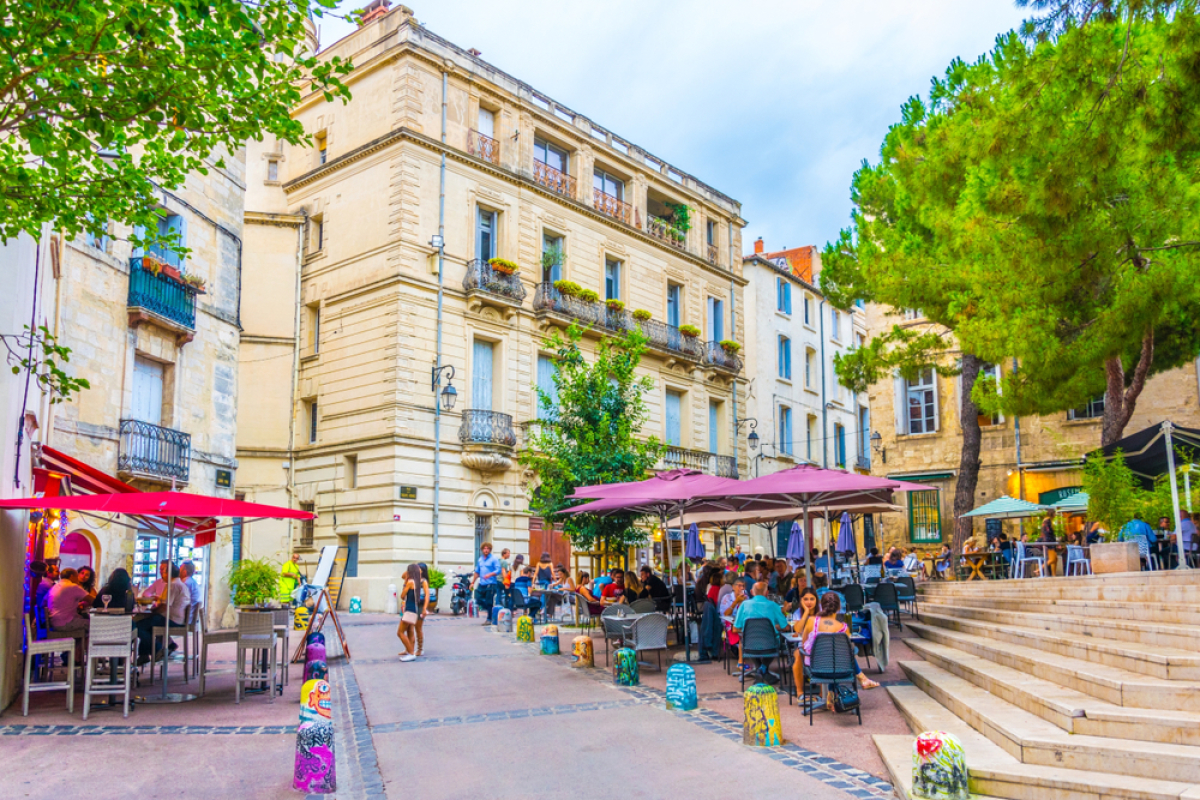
[985,518,1003,545]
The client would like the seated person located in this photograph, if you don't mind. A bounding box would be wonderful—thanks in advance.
[543,565,575,618]
[600,569,627,605]
[135,560,189,665]
[93,568,133,611]
[902,548,927,579]
[882,548,905,571]
[800,591,879,707]
[997,534,1014,564]
[783,571,807,613]
[48,568,90,639]
[591,571,614,601]
[622,572,643,604]
[639,566,671,603]
[732,581,788,677]
[933,544,952,578]
[576,572,600,605]
[865,548,884,566]
[1084,520,1104,544]
[511,567,544,617]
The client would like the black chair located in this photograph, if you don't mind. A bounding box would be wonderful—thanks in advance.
[895,577,918,616]
[842,584,865,613]
[803,633,861,725]
[739,618,783,693]
[873,582,903,629]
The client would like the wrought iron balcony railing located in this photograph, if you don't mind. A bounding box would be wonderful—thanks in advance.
[661,446,738,477]
[468,129,500,165]
[463,259,527,305]
[128,258,197,331]
[118,419,191,483]
[855,454,871,471]
[702,340,743,374]
[458,409,517,447]
[593,189,633,225]
[646,215,686,249]
[533,160,576,199]
[533,283,700,360]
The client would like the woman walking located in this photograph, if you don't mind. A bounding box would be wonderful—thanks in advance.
[397,564,421,662]
[415,563,432,656]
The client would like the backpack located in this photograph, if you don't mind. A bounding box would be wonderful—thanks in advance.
[833,682,859,713]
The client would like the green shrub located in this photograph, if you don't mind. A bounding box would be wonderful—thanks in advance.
[719,339,741,353]
[427,567,447,590]
[579,288,600,303]
[553,279,582,297]
[606,299,626,312]
[226,557,280,606]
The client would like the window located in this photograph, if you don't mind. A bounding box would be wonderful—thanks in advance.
[859,406,870,463]
[542,234,563,283]
[476,207,497,262]
[536,355,559,421]
[85,213,109,252]
[666,283,682,328]
[534,138,568,173]
[477,107,495,138]
[593,169,624,201]
[310,214,324,253]
[803,295,812,326]
[903,308,923,321]
[709,401,720,454]
[1069,396,1105,420]
[807,415,817,461]
[909,490,942,543]
[707,220,717,246]
[472,339,495,411]
[778,336,792,380]
[834,423,847,468]
[267,159,279,182]
[978,363,1002,426]
[604,258,622,301]
[299,502,316,547]
[707,297,724,341]
[665,390,683,446]
[779,406,793,456]
[305,304,320,355]
[344,454,358,489]
[316,132,327,165]
[805,348,816,389]
[906,369,938,434]
[831,309,841,341]
[308,400,318,443]
[151,211,186,268]
[776,278,791,314]
[131,357,164,425]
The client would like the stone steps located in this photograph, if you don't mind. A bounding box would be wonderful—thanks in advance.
[906,621,1200,711]
[905,638,1200,745]
[925,595,1200,628]
[919,572,1200,605]
[917,611,1200,680]
[919,601,1200,652]
[881,686,1200,800]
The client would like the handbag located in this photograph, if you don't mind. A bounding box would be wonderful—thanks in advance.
[402,611,418,624]
[833,682,859,713]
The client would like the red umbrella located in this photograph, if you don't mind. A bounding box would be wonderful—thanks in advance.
[1,491,314,704]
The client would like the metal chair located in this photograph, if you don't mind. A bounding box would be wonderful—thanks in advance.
[1013,542,1044,579]
[872,582,903,629]
[860,564,882,583]
[629,598,657,614]
[151,609,195,683]
[842,584,866,613]
[198,611,238,696]
[1135,538,1160,571]
[272,608,292,687]
[235,612,278,704]
[894,577,918,616]
[803,632,861,725]
[739,618,782,693]
[1065,545,1093,576]
[626,612,670,672]
[600,605,628,666]
[21,614,75,716]
[82,615,137,719]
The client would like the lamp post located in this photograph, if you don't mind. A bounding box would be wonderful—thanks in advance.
[870,430,885,465]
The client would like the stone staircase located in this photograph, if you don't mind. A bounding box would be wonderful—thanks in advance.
[873,571,1200,800]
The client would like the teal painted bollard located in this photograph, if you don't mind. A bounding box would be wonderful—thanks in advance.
[613,648,639,686]
[540,624,560,655]
[665,663,697,711]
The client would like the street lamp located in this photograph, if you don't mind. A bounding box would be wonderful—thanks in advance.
[432,364,457,412]
[870,430,885,464]
[736,417,759,451]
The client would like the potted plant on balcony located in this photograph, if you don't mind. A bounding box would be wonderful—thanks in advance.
[632,309,652,322]
[679,324,701,338]
[161,263,183,282]
[142,253,164,277]
[227,557,281,609]
[605,299,625,313]
[719,339,742,354]
[488,257,519,276]
[578,288,600,303]
[182,273,207,294]
[553,279,582,298]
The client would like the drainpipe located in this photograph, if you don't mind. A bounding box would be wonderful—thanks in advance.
[728,221,737,475]
[819,300,828,468]
[286,214,306,548]
[432,69,448,570]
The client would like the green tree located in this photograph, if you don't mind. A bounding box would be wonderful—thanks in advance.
[519,324,663,558]
[0,0,352,244]
[1081,451,1141,535]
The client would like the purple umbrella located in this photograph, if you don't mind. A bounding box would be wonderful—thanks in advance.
[785,521,806,567]
[685,523,705,560]
[836,511,856,553]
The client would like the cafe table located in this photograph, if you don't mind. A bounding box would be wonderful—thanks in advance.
[961,553,995,581]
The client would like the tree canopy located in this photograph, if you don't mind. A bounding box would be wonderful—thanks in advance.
[519,325,663,556]
[0,0,352,244]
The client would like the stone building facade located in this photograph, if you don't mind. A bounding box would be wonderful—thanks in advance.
[236,4,748,609]
[864,305,1200,553]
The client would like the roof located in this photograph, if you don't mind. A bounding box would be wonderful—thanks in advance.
[749,246,818,284]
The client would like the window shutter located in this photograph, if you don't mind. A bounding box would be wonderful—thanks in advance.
[930,368,941,433]
[894,372,906,435]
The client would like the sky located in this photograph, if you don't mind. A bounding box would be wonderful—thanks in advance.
[316,1,1029,254]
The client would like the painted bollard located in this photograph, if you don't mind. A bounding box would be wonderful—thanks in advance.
[571,636,594,668]
[294,605,311,631]
[743,683,783,747]
[466,599,477,617]
[490,604,503,626]
[294,679,335,794]
[515,614,535,643]
[496,608,512,633]
[304,659,328,683]
[305,642,327,668]
[912,731,969,800]
[306,632,326,647]
[613,648,639,686]
[540,624,560,655]
[348,596,362,614]
[665,663,698,711]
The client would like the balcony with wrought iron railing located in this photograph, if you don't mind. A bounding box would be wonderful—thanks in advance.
[646,215,687,250]
[468,129,500,165]
[855,454,871,471]
[127,258,197,334]
[660,446,738,478]
[118,419,191,484]
[459,409,517,472]
[533,160,576,199]
[532,283,701,361]
[702,340,743,374]
[593,189,633,225]
[463,259,527,309]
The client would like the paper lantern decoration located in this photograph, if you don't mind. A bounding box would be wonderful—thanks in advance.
[496,608,512,633]
[912,731,969,800]
[348,597,362,614]
[571,636,594,668]
[743,684,783,747]
[294,680,335,794]
[665,663,698,711]
[515,615,534,643]
[613,648,639,686]
[294,606,311,631]
[540,624,560,655]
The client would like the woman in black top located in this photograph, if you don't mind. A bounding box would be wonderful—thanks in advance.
[93,568,132,610]
[535,553,554,589]
[415,563,432,657]
[397,563,421,662]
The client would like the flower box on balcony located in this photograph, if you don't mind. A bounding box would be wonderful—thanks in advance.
[632,309,652,322]
[719,340,742,354]
[679,324,701,338]
[578,289,600,303]
[553,279,582,298]
[488,257,519,276]
[605,299,625,312]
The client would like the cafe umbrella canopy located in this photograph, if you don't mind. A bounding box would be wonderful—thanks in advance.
[0,490,315,703]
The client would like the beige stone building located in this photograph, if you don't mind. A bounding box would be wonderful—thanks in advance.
[864,305,1200,551]
[235,3,748,609]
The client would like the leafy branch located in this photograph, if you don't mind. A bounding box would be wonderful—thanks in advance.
[2,325,90,404]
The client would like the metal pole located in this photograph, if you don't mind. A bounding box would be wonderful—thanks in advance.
[1164,422,1189,570]
[432,69,448,570]
[1185,465,1194,514]
[819,301,828,467]
[161,521,173,700]
[803,504,812,587]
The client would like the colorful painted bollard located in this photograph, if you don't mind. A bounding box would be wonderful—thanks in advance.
[665,663,698,711]
[466,599,477,617]
[348,596,362,614]
[304,659,328,683]
[912,731,969,800]
[306,642,327,668]
[294,605,311,631]
[540,624,560,655]
[491,604,504,626]
[306,632,326,647]
[571,636,594,668]
[496,608,512,633]
[515,615,535,643]
[613,648,639,686]
[743,683,783,747]
[294,679,335,794]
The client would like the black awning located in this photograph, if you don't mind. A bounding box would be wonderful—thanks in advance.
[1090,422,1200,488]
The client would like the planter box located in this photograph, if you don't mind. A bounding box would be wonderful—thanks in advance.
[1090,541,1140,574]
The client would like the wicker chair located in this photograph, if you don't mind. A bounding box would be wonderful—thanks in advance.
[272,608,292,687]
[626,612,670,672]
[739,617,782,692]
[21,613,75,716]
[151,603,197,683]
[82,615,137,719]
[629,598,657,614]
[803,632,860,725]
[235,612,278,704]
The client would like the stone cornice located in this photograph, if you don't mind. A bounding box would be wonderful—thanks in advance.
[244,211,305,228]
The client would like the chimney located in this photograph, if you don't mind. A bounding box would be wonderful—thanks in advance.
[358,0,391,25]
[754,237,764,255]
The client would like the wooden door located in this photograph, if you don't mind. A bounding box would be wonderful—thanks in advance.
[528,517,571,569]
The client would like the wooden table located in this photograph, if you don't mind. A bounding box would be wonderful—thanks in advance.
[962,553,994,580]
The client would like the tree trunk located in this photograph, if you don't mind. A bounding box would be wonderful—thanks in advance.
[952,354,984,563]
[1100,328,1154,447]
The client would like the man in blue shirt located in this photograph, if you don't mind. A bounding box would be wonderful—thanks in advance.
[472,543,502,624]
[1119,513,1156,568]
[733,581,789,679]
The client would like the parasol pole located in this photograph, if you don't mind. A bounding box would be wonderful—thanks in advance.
[803,503,812,588]
[1164,422,1189,570]
[161,517,174,700]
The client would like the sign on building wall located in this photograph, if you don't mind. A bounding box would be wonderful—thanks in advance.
[399,486,417,500]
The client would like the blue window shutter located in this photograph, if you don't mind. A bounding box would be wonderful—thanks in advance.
[472,340,494,411]
[132,225,145,258]
[536,355,558,420]
[709,402,718,453]
[665,392,681,446]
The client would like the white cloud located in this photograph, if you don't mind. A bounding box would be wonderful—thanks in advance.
[317,0,1027,253]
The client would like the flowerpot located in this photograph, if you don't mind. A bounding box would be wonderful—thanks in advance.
[162,265,182,282]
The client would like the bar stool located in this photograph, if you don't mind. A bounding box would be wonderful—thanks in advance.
[271,608,292,686]
[21,614,75,716]
[82,615,137,719]
[235,612,278,704]
[198,611,237,696]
